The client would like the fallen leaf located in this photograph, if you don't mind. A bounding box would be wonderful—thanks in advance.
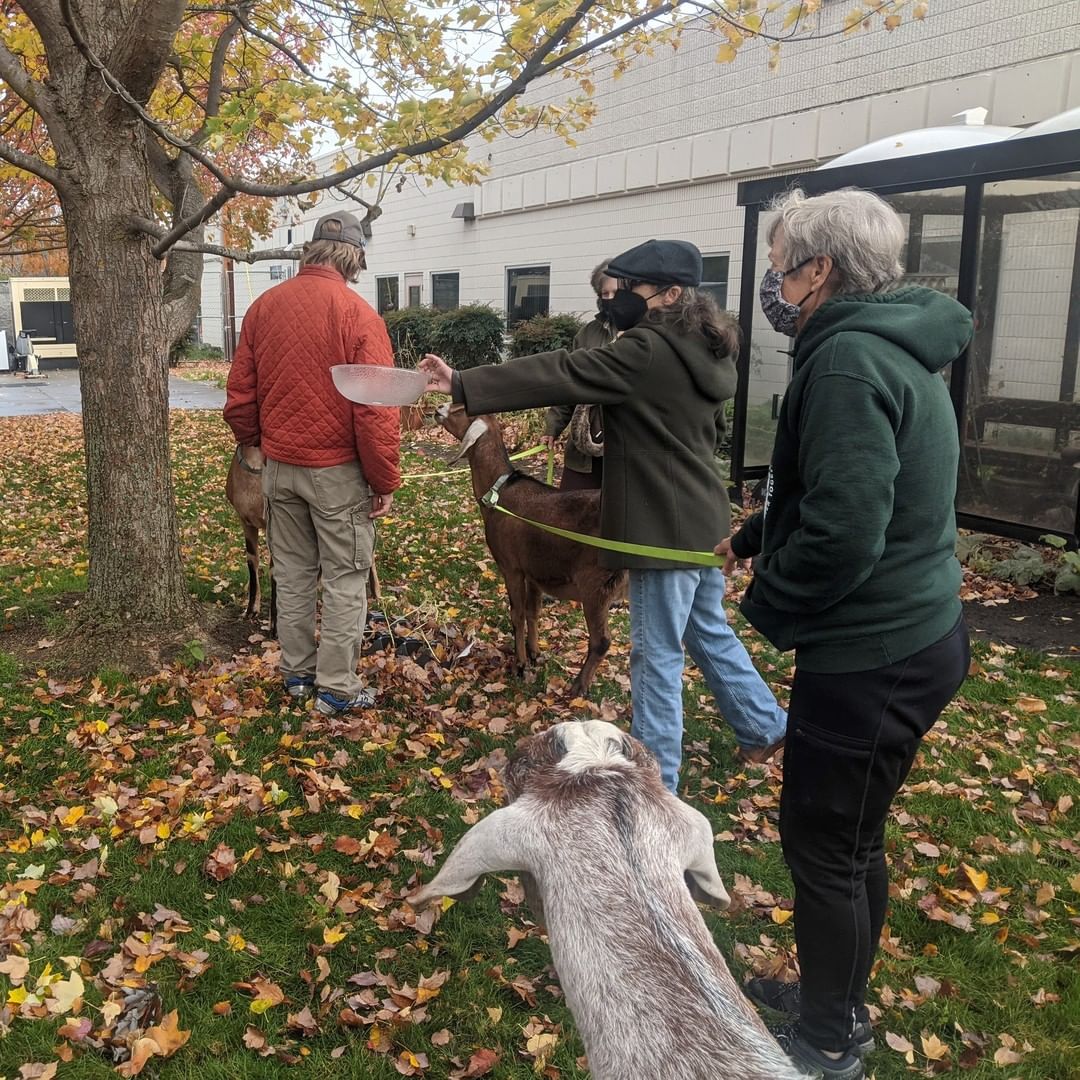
[0,955,30,983]
[921,1032,949,1061]
[961,863,988,891]
[885,1031,915,1063]
[993,1046,1026,1065]
[46,971,84,1014]
[461,1048,499,1077]
[1035,883,1055,907]
[204,843,238,882]
[1015,695,1046,713]
[19,1066,58,1080]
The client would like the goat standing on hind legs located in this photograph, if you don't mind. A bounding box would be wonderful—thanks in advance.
[226,445,381,639]
[436,403,626,697]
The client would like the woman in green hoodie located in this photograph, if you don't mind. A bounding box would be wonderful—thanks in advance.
[717,188,973,1080]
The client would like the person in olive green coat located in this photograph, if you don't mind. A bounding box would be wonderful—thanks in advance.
[419,239,786,792]
[542,261,617,491]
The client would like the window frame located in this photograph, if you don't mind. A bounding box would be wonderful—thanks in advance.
[430,270,460,311]
[375,275,400,315]
[505,263,551,327]
[700,252,731,310]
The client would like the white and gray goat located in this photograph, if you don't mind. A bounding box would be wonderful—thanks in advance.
[411,720,800,1080]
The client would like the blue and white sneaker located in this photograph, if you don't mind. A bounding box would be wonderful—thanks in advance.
[314,687,377,716]
[284,676,315,701]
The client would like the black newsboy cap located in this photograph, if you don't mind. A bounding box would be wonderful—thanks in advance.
[607,239,703,287]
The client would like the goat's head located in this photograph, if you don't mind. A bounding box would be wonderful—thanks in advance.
[435,402,492,462]
[410,721,731,912]
[236,444,266,473]
[504,720,655,800]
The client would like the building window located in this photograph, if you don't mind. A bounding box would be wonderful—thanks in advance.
[269,265,293,281]
[376,276,399,314]
[506,265,550,327]
[701,254,730,310]
[404,272,423,308]
[431,272,460,311]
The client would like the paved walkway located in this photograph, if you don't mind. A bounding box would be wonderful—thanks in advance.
[0,369,225,416]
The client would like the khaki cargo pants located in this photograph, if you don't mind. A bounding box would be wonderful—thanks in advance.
[263,458,375,699]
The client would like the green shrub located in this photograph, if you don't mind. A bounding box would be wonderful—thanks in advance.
[1042,534,1080,595]
[429,304,505,370]
[383,307,440,369]
[170,331,224,366]
[509,313,585,358]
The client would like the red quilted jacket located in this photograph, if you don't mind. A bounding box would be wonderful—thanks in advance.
[224,265,401,493]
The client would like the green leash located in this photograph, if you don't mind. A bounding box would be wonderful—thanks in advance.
[401,443,546,482]
[481,483,723,568]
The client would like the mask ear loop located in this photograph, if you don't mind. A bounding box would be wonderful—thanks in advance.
[784,256,819,308]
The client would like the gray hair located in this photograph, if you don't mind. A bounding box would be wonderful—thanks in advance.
[301,238,367,282]
[589,260,614,295]
[767,187,905,294]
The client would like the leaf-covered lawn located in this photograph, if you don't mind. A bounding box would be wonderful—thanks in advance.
[0,411,1077,1079]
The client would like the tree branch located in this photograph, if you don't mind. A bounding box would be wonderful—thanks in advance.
[107,0,188,104]
[153,0,602,254]
[535,2,675,76]
[0,134,62,187]
[0,36,55,122]
[130,216,299,263]
[188,8,244,145]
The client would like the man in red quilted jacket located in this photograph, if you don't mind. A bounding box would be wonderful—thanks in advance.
[224,210,400,715]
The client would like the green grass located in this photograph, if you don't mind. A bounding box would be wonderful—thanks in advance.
[0,411,1077,1079]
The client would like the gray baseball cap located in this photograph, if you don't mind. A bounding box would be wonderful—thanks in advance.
[312,210,366,248]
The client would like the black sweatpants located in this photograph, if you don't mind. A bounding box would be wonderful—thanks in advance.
[780,618,970,1052]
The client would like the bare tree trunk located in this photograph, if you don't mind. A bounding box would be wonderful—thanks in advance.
[61,137,192,625]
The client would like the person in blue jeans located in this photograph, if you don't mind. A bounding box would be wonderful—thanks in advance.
[418,240,786,791]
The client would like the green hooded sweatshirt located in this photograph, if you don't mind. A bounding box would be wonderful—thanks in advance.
[731,287,973,673]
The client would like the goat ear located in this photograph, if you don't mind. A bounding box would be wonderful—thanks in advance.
[410,806,530,909]
[681,807,731,911]
[449,418,489,462]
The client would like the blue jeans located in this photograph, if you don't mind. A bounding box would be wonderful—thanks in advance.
[629,567,788,792]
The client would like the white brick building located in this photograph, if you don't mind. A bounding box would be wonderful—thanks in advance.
[200,0,1080,348]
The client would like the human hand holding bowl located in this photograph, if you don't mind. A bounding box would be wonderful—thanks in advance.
[418,354,454,394]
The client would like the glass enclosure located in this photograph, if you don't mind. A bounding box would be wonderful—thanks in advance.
[963,173,1080,534]
[733,122,1080,545]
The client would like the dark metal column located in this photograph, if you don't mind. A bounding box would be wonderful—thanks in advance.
[731,204,760,491]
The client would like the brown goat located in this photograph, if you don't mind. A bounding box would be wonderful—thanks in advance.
[225,444,277,634]
[436,403,627,696]
[225,445,381,638]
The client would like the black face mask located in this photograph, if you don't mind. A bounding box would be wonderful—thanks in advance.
[597,297,615,323]
[607,288,658,331]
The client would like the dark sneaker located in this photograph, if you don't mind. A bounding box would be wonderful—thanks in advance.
[747,979,874,1057]
[770,1023,865,1080]
[284,676,315,701]
[737,737,785,765]
[314,687,377,716]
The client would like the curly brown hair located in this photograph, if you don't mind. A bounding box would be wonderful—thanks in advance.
[642,287,740,357]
